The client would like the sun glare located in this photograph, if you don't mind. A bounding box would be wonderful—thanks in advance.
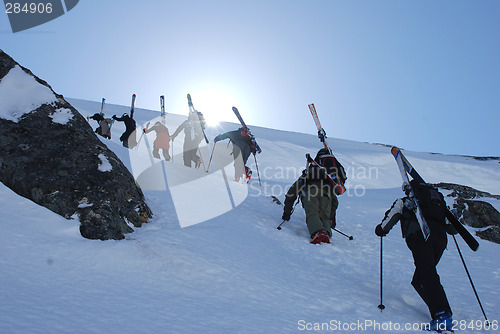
[191,89,238,127]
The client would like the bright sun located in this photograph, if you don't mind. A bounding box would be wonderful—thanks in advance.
[191,89,239,127]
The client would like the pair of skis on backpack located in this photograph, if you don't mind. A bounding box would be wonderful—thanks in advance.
[307,103,347,195]
[391,146,479,252]
[187,93,262,154]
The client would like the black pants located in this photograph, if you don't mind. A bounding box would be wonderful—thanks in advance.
[120,129,136,149]
[405,230,451,318]
[232,144,251,179]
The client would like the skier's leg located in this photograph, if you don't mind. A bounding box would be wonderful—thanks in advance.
[232,146,245,180]
[162,149,171,161]
[431,231,452,315]
[152,147,160,159]
[128,130,137,149]
[183,147,195,167]
[302,186,324,237]
[319,195,333,237]
[120,132,128,147]
[406,232,450,317]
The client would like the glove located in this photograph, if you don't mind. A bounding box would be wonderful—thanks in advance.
[214,135,221,143]
[282,212,291,221]
[112,115,117,120]
[404,197,417,211]
[375,224,387,237]
[143,128,147,133]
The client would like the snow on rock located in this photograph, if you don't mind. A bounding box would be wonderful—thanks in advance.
[50,107,74,125]
[0,65,57,123]
[97,153,113,172]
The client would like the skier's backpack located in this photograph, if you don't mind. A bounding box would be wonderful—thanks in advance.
[315,149,347,185]
[411,181,446,224]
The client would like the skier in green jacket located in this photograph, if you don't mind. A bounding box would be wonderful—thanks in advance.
[282,148,343,244]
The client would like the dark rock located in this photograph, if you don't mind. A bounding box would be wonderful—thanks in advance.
[434,182,500,200]
[434,182,500,244]
[470,156,500,162]
[476,226,500,245]
[458,200,500,229]
[0,49,152,240]
[372,143,393,148]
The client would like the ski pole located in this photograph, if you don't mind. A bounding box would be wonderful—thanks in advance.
[378,236,385,311]
[333,228,353,240]
[277,199,300,230]
[276,220,287,230]
[206,142,217,172]
[170,138,174,162]
[253,153,262,186]
[452,235,488,324]
[134,122,149,151]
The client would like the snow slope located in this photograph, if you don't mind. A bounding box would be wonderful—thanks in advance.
[1,98,499,334]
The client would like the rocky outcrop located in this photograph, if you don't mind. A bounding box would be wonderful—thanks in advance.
[435,183,500,244]
[475,227,500,244]
[0,49,152,240]
[435,183,500,201]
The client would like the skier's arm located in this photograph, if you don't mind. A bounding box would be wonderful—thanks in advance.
[376,199,404,236]
[171,121,187,139]
[144,125,155,134]
[330,193,339,216]
[329,193,339,228]
[214,131,233,142]
[282,177,305,220]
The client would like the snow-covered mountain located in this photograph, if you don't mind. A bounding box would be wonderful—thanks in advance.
[1,97,499,334]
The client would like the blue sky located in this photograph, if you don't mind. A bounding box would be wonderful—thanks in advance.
[1,0,499,156]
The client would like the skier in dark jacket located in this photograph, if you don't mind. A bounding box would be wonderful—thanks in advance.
[113,113,137,149]
[89,113,113,139]
[214,127,260,182]
[375,180,456,332]
[281,148,341,244]
[170,112,205,168]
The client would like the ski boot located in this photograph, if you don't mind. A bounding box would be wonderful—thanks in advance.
[310,230,330,244]
[429,311,453,333]
[245,167,252,183]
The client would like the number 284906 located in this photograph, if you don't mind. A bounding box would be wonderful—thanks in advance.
[5,2,54,14]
